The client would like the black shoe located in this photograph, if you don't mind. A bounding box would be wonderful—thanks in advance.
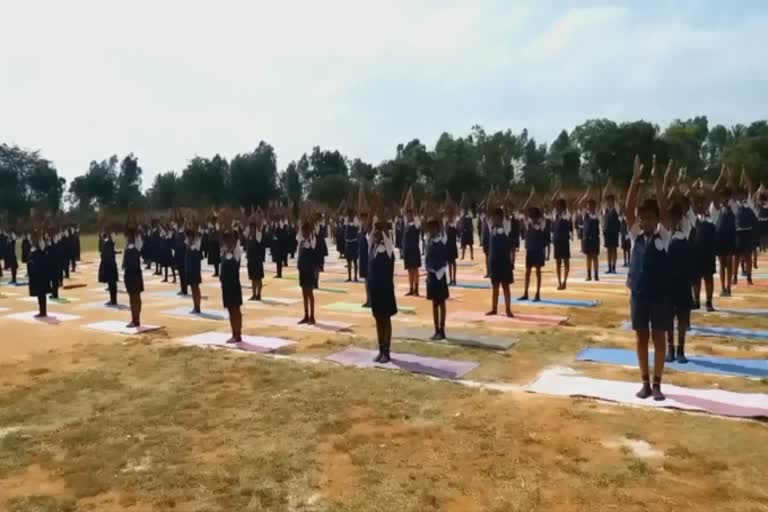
[379,353,391,364]
[706,302,715,312]
[665,348,676,363]
[676,351,688,364]
[374,352,383,363]
[533,294,541,302]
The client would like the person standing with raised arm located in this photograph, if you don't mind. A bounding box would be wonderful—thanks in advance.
[625,155,672,401]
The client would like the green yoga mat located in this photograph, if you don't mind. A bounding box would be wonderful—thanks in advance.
[324,301,416,315]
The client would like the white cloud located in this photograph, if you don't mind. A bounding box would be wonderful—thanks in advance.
[0,1,766,184]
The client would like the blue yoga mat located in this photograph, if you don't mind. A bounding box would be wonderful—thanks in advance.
[454,282,492,290]
[621,321,768,342]
[694,307,768,317]
[500,297,599,308]
[577,347,768,378]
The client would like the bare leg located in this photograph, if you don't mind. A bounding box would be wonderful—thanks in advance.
[439,301,446,336]
[308,291,315,323]
[704,275,714,310]
[586,256,592,281]
[300,288,309,323]
[556,258,562,288]
[534,268,542,300]
[191,284,201,312]
[563,258,570,288]
[519,268,531,299]
[487,283,499,315]
[650,330,667,400]
[502,283,513,316]
[635,329,651,398]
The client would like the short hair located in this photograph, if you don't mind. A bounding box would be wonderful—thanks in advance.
[528,206,542,219]
[605,194,615,202]
[721,187,732,199]
[491,206,504,217]
[667,200,684,219]
[555,198,567,210]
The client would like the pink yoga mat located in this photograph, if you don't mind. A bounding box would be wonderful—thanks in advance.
[528,367,768,419]
[452,310,567,326]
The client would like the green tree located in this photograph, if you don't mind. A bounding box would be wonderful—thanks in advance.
[115,153,144,209]
[230,142,279,209]
[146,171,179,209]
[178,154,229,207]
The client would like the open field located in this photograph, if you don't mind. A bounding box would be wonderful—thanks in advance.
[0,237,767,511]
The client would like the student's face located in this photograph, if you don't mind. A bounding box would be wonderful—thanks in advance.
[587,202,596,214]
[606,197,615,209]
[639,210,658,234]
[693,198,706,214]
[406,210,414,221]
[428,224,438,237]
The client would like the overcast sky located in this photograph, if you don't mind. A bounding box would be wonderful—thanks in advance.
[1,0,766,186]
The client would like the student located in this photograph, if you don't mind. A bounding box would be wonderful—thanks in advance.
[733,172,757,285]
[425,217,449,339]
[72,224,81,271]
[358,212,371,307]
[5,228,18,284]
[480,210,491,278]
[297,221,317,324]
[185,227,203,313]
[620,210,631,267]
[507,204,521,281]
[519,189,546,301]
[123,224,144,328]
[160,224,176,283]
[714,186,736,296]
[46,227,62,299]
[0,229,6,278]
[174,226,188,296]
[269,217,287,279]
[27,230,51,318]
[245,215,265,301]
[460,209,474,260]
[220,229,243,343]
[60,228,70,280]
[664,197,695,363]
[625,155,672,401]
[552,197,572,290]
[602,183,621,274]
[444,212,459,285]
[207,217,221,277]
[367,214,397,363]
[402,198,422,296]
[485,194,514,317]
[691,189,717,311]
[334,217,345,259]
[579,190,601,281]
[98,228,119,306]
[395,214,404,259]
[758,192,768,253]
[21,231,31,271]
[315,214,328,289]
[151,220,163,276]
[344,210,359,282]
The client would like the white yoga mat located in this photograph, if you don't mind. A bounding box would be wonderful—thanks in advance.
[163,307,229,321]
[84,320,163,335]
[2,310,82,324]
[180,331,295,352]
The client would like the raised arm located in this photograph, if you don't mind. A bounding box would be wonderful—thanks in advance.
[625,154,643,227]
[655,157,670,228]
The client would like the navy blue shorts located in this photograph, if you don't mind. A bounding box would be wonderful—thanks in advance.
[630,295,672,332]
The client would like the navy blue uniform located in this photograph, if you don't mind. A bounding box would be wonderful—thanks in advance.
[402,220,421,269]
[582,213,600,255]
[715,203,736,256]
[220,246,242,308]
[344,220,359,261]
[735,204,757,256]
[185,238,203,285]
[425,235,449,301]
[27,242,51,297]
[358,228,369,279]
[98,235,118,284]
[271,224,287,263]
[628,227,672,331]
[21,236,31,265]
[603,208,620,249]
[693,216,717,278]
[460,215,474,246]
[368,234,398,318]
[525,219,547,268]
[316,223,328,271]
[668,229,695,314]
[246,230,265,280]
[5,235,18,271]
[553,214,572,260]
[207,228,221,267]
[122,238,144,294]
[445,223,459,262]
[297,236,317,288]
[488,222,512,284]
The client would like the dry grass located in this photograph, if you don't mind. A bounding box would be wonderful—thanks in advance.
[0,342,767,511]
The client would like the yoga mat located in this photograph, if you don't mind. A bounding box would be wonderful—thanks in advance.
[567,278,624,287]
[20,296,78,304]
[260,296,300,306]
[79,301,131,311]
[84,321,163,335]
[577,347,768,378]
[163,307,229,321]
[149,290,209,300]
[453,282,492,290]
[453,310,568,326]
[261,316,354,332]
[180,331,295,353]
[527,367,768,419]
[456,261,478,267]
[325,347,479,379]
[0,307,9,313]
[88,287,128,295]
[2,310,82,324]
[0,280,28,286]
[693,307,768,318]
[621,322,768,342]
[327,277,365,285]
[504,297,599,308]
[62,283,87,290]
[394,327,515,350]
[323,301,416,315]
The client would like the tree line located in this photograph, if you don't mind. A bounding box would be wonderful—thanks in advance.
[2,116,767,223]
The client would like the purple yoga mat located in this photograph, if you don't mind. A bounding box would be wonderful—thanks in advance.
[324,347,479,379]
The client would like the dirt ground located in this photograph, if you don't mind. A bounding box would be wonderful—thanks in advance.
[0,236,767,511]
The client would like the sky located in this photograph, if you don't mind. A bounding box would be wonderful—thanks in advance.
[1,0,766,187]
